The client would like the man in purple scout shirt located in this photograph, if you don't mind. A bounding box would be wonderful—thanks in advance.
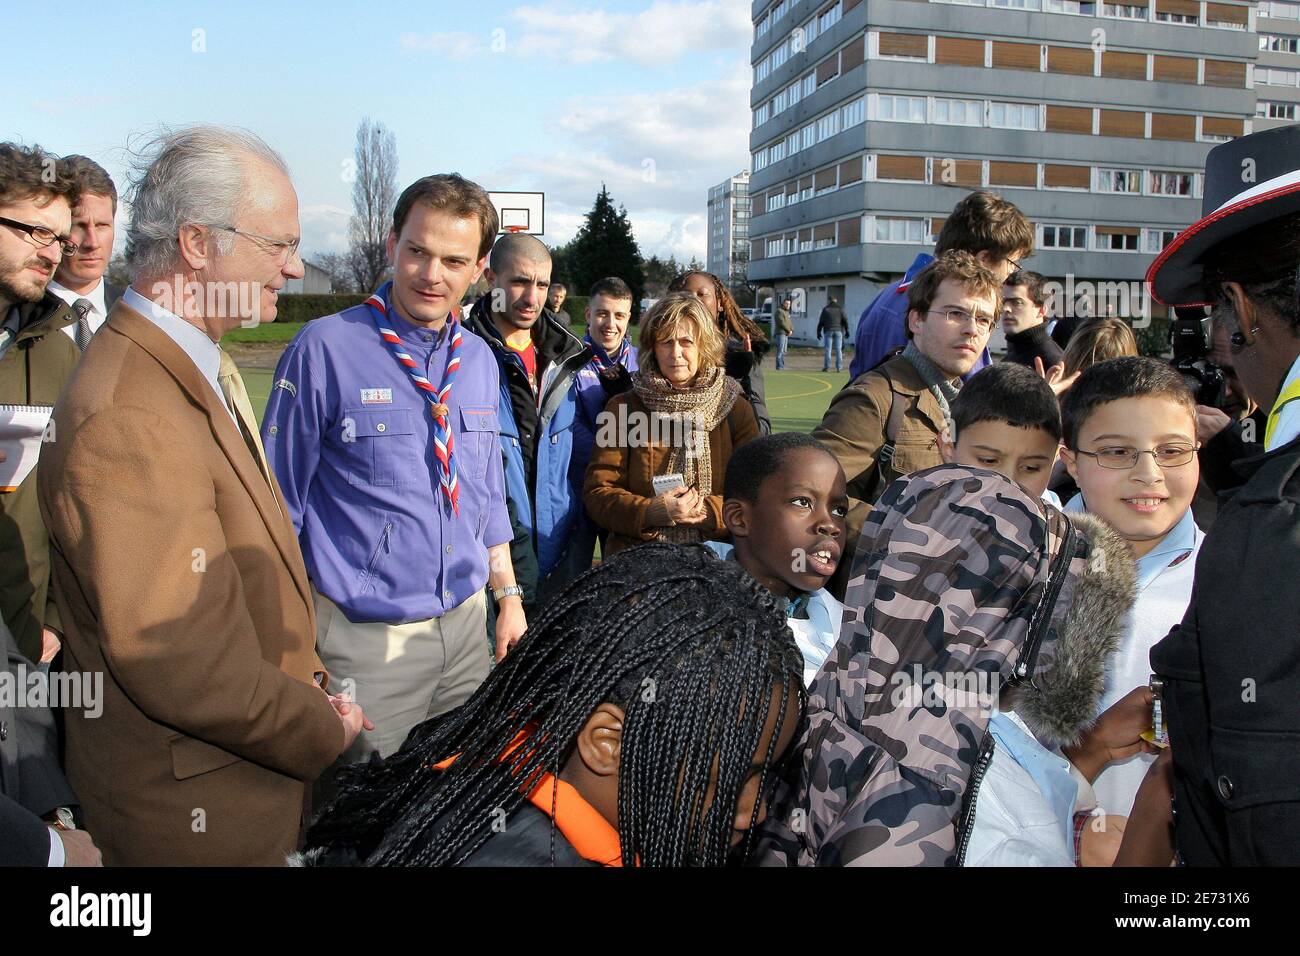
[263,174,527,781]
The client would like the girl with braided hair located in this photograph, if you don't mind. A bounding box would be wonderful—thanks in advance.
[669,270,772,434]
[297,543,805,867]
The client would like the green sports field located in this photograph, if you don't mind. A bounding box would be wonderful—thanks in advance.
[243,366,847,434]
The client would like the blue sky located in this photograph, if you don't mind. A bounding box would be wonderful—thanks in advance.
[7,0,753,264]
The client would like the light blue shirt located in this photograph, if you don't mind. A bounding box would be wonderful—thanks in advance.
[989,711,1079,845]
[703,541,842,685]
[1063,492,1200,590]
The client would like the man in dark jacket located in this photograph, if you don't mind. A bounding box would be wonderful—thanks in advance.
[816,297,849,372]
[464,233,590,606]
[1148,126,1300,865]
[1,615,101,866]
[1000,269,1064,370]
[0,143,81,665]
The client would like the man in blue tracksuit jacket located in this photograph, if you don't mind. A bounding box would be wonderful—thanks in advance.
[568,277,639,576]
[463,233,590,605]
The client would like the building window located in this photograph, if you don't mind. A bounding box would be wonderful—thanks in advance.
[1148,171,1194,195]
[874,93,928,122]
[874,217,926,243]
[1258,101,1299,120]
[934,98,984,126]
[819,2,842,33]
[988,102,1040,130]
[1257,67,1300,87]
[1264,0,1300,18]
[1144,228,1179,253]
[753,148,768,172]
[767,191,784,212]
[837,97,863,129]
[817,111,841,141]
[1097,168,1143,193]
[770,141,786,163]
[753,103,770,128]
[1097,228,1140,251]
[1101,2,1147,17]
[786,130,801,155]
[992,0,1042,8]
[803,73,816,96]
[1041,224,1088,249]
[1044,0,1098,13]
[1261,34,1300,53]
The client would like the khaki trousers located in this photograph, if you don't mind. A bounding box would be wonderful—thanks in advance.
[313,589,490,766]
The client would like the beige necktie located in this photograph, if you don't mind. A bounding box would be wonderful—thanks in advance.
[217,350,280,511]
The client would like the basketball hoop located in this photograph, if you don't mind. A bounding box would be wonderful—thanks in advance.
[503,225,528,233]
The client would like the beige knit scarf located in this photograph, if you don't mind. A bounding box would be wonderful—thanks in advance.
[631,365,741,543]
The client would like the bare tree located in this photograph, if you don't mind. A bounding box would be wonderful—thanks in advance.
[315,251,357,293]
[347,117,398,294]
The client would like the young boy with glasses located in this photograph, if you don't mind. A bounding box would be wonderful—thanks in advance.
[1057,357,1204,823]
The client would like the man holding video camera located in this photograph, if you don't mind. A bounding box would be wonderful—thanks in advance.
[1147,125,1300,865]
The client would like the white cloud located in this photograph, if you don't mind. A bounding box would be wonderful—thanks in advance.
[508,1,750,66]
[298,203,351,259]
[489,66,749,260]
[400,2,751,67]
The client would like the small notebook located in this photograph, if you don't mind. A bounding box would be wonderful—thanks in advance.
[0,404,54,492]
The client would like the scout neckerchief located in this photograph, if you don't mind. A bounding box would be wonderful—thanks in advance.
[366,282,462,516]
[584,332,630,371]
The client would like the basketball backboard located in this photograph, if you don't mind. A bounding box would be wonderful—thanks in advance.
[488,191,545,235]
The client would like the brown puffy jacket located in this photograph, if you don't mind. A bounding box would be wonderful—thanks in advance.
[583,390,759,556]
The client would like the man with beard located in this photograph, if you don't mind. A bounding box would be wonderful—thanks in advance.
[0,143,80,665]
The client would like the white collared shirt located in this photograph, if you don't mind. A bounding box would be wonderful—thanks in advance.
[47,278,108,343]
[1266,352,1300,452]
[122,287,236,425]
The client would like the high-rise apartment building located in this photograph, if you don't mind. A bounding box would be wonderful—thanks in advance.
[1256,1,1300,127]
[707,171,752,290]
[747,0,1258,335]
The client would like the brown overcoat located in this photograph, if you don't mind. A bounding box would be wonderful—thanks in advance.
[38,302,343,866]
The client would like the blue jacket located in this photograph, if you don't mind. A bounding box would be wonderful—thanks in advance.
[848,252,992,380]
[571,334,639,486]
[464,297,590,583]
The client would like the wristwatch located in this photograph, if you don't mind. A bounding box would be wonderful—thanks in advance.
[492,585,525,603]
[45,807,76,832]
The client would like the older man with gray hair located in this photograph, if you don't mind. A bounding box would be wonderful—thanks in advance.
[38,125,369,865]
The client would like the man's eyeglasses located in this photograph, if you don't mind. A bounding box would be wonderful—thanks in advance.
[1074,444,1199,470]
[213,225,301,264]
[0,216,78,257]
[927,308,996,334]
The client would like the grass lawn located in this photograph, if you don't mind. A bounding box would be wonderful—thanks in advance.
[222,322,305,344]
[243,366,847,433]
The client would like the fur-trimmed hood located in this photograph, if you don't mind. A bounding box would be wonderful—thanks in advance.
[1010,511,1137,748]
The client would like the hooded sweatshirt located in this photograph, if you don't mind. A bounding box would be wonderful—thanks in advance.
[753,464,1136,866]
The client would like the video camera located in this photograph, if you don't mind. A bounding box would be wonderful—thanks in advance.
[1170,305,1228,409]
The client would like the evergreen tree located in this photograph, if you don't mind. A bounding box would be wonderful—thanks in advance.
[568,184,646,318]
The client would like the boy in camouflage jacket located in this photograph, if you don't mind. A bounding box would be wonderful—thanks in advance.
[754,463,1137,866]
